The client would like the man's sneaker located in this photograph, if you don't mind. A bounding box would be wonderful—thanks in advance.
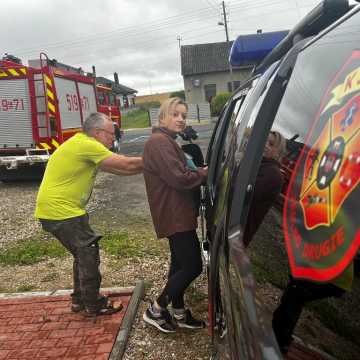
[71,302,84,313]
[143,304,176,333]
[173,309,205,329]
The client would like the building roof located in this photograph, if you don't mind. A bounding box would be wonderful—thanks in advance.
[181,41,235,76]
[181,30,289,76]
[96,76,137,95]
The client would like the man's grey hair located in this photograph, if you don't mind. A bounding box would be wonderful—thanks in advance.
[82,112,109,134]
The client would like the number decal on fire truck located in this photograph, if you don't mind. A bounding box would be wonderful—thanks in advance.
[66,94,90,112]
[0,98,25,111]
[80,96,89,111]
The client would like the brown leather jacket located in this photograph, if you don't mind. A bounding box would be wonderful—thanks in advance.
[143,127,207,238]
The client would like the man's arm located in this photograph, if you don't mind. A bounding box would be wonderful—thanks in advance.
[99,154,143,175]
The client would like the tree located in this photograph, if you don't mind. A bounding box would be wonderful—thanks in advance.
[169,90,185,100]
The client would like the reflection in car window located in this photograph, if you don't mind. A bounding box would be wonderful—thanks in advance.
[272,13,360,145]
[216,97,245,177]
[207,94,247,197]
[233,62,279,166]
[222,98,244,159]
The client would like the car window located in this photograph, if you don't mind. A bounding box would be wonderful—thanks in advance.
[211,63,280,227]
[206,96,243,199]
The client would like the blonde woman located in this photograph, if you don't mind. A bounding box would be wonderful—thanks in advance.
[142,97,208,333]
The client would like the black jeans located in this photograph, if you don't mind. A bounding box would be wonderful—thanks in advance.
[272,278,345,349]
[40,214,102,309]
[157,230,203,309]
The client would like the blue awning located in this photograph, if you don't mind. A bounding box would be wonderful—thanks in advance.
[229,31,289,67]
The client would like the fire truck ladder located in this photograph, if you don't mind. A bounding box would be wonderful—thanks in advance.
[31,53,52,144]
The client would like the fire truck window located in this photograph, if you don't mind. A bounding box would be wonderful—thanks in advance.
[98,93,106,105]
[49,117,57,137]
[109,94,116,106]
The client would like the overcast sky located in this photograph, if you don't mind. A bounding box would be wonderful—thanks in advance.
[0,0,347,95]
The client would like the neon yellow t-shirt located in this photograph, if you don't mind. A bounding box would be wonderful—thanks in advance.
[35,132,112,220]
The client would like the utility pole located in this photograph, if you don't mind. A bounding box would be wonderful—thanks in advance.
[177,35,182,49]
[222,1,229,42]
[220,1,233,91]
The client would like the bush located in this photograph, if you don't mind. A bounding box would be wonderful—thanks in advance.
[138,101,161,111]
[211,92,231,116]
[122,109,150,129]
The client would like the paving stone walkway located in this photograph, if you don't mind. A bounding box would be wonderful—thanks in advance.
[0,289,132,360]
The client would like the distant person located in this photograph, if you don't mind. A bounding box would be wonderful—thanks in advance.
[142,97,208,333]
[243,130,286,247]
[111,121,121,152]
[35,112,143,318]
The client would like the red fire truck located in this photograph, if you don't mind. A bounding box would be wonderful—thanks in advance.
[0,53,122,181]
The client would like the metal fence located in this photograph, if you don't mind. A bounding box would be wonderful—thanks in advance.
[149,103,211,126]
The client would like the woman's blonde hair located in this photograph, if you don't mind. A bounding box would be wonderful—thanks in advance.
[158,97,188,126]
[269,130,287,161]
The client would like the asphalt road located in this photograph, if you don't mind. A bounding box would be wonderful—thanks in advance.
[121,123,215,157]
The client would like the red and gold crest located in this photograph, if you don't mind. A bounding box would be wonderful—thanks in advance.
[284,51,360,281]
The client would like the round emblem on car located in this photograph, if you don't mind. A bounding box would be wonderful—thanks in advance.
[316,136,345,189]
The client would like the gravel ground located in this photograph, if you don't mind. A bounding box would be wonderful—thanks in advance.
[0,173,211,359]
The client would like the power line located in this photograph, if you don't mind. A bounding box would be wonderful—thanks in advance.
[54,27,226,68]
[11,0,304,67]
[10,6,220,55]
[11,0,290,56]
[203,0,219,14]
[17,21,225,63]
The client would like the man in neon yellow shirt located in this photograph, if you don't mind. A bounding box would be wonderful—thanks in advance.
[35,112,142,317]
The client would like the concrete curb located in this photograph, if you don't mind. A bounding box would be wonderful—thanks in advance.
[0,286,134,299]
[110,281,145,360]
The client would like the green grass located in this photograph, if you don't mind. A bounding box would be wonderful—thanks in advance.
[101,232,150,257]
[16,284,36,292]
[0,236,67,266]
[0,225,161,267]
[101,231,160,258]
[122,109,150,129]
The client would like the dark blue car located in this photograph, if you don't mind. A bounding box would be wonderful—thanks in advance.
[204,1,360,358]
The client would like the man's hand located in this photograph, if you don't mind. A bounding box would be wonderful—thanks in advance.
[99,154,143,175]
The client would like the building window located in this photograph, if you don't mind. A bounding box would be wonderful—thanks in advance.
[204,84,216,102]
[228,81,241,92]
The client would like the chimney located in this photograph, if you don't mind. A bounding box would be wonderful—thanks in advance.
[114,72,119,84]
[92,65,96,77]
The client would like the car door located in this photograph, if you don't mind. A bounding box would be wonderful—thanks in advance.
[207,61,287,359]
[212,6,360,360]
